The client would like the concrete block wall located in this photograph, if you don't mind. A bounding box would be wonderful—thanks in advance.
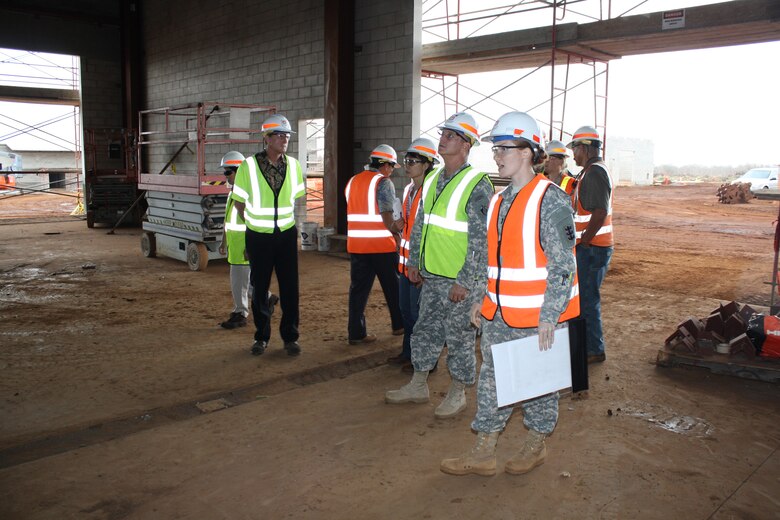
[141,0,419,203]
[80,57,123,131]
[141,0,326,174]
[608,136,655,185]
[353,0,420,191]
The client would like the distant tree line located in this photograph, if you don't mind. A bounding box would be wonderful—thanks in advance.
[654,164,768,180]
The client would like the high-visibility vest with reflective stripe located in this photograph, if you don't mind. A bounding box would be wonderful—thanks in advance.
[223,193,249,265]
[345,170,396,253]
[419,166,490,279]
[573,160,613,246]
[481,175,580,328]
[397,181,423,275]
[231,155,305,233]
[560,174,576,195]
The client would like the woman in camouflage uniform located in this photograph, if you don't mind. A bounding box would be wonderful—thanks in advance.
[441,112,579,477]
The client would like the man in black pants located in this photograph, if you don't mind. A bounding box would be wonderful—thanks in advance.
[345,144,405,345]
[231,114,306,357]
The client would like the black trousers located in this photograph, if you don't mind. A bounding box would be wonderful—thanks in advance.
[348,251,404,341]
[246,226,299,344]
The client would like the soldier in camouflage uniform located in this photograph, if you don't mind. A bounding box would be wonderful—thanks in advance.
[440,112,579,477]
[385,112,493,419]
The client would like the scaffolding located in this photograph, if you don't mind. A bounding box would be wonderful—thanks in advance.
[0,48,81,157]
[420,0,622,149]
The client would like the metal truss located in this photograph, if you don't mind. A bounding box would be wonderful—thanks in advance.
[420,0,658,149]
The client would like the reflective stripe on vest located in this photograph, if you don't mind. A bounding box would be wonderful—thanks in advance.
[560,174,576,195]
[224,195,249,265]
[345,170,396,253]
[481,175,580,328]
[573,161,613,246]
[397,181,423,275]
[240,155,304,233]
[419,166,489,279]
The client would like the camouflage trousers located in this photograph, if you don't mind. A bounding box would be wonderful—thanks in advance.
[410,277,477,384]
[471,311,561,434]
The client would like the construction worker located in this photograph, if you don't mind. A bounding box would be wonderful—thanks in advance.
[231,114,306,357]
[217,151,278,330]
[386,137,439,370]
[0,172,15,191]
[568,125,613,364]
[544,139,576,194]
[440,111,578,477]
[345,145,405,345]
[385,112,493,419]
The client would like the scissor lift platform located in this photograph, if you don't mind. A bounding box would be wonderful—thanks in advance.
[141,190,228,270]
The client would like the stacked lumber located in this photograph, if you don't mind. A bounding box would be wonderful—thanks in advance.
[716,182,753,203]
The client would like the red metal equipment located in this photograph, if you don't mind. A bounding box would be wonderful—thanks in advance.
[137,102,276,195]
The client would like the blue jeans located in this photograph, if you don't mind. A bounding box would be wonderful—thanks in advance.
[576,244,613,356]
[398,274,421,360]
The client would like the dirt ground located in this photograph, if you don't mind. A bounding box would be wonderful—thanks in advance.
[0,183,779,519]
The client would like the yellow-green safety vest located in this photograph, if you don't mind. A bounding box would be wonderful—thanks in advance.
[223,193,248,265]
[231,155,305,233]
[419,165,490,279]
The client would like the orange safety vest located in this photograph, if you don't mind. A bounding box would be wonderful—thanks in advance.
[573,161,613,247]
[481,175,580,328]
[0,173,16,190]
[560,174,576,195]
[345,170,396,254]
[397,181,423,276]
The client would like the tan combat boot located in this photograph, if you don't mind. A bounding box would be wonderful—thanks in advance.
[440,431,499,476]
[384,370,430,404]
[434,380,466,419]
[505,429,547,475]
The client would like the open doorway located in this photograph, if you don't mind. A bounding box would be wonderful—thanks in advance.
[298,118,325,225]
[0,48,83,217]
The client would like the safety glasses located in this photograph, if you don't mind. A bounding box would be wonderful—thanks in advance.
[404,158,425,166]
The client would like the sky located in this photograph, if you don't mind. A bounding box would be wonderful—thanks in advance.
[607,41,780,166]
[1,0,778,169]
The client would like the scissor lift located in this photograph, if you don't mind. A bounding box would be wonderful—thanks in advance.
[137,102,276,270]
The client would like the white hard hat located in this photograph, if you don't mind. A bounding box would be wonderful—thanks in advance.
[439,112,480,147]
[545,140,568,157]
[220,150,245,169]
[261,114,295,136]
[481,111,544,151]
[567,125,601,148]
[370,144,398,166]
[406,137,439,164]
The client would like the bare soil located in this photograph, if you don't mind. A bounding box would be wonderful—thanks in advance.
[0,183,779,519]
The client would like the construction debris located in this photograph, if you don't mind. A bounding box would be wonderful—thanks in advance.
[664,301,756,357]
[658,301,780,383]
[716,182,753,204]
